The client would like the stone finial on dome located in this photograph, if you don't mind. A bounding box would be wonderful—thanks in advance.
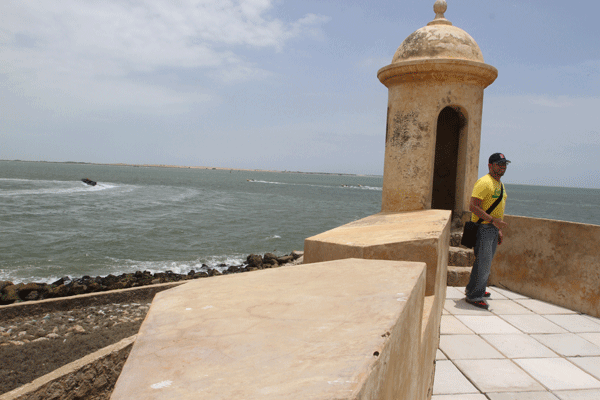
[428,0,452,26]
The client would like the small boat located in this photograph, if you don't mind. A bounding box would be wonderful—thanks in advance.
[81,178,97,186]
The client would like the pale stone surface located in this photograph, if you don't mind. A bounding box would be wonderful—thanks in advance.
[110,259,429,400]
[432,394,488,400]
[487,392,559,400]
[487,300,534,315]
[531,334,600,357]
[455,316,521,334]
[432,360,479,395]
[445,286,466,300]
[579,333,600,347]
[499,314,568,334]
[486,287,509,300]
[480,334,557,358]
[544,315,600,333]
[568,357,600,380]
[440,315,473,334]
[454,359,544,392]
[514,358,600,391]
[491,216,600,318]
[490,287,528,300]
[436,349,447,360]
[515,299,578,315]
[554,389,600,399]
[439,334,504,360]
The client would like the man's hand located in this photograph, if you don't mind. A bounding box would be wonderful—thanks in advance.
[497,230,504,245]
[492,218,508,230]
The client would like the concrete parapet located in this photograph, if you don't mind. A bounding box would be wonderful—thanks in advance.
[0,335,136,400]
[304,209,451,297]
[491,215,600,318]
[110,259,437,399]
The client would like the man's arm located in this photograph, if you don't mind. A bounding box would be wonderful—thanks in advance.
[469,197,508,231]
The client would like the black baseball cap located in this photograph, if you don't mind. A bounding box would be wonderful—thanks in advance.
[489,153,511,164]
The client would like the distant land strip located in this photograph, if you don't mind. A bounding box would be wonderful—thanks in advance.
[0,159,382,177]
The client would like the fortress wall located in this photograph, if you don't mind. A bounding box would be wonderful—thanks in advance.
[304,209,451,399]
[490,215,600,318]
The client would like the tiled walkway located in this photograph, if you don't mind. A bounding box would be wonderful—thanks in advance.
[433,286,600,400]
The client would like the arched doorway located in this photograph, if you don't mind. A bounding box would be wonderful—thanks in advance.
[431,106,466,213]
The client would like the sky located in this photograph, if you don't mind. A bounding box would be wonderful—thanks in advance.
[1,1,599,188]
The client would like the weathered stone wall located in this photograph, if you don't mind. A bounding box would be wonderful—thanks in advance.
[0,336,135,400]
[490,215,600,318]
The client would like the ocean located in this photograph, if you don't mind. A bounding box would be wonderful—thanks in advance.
[1,160,599,284]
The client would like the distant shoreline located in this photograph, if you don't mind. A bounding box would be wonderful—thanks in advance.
[0,159,381,178]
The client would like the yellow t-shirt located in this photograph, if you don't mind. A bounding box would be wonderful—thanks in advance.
[471,174,507,223]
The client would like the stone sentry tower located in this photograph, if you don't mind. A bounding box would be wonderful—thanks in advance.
[377,0,497,224]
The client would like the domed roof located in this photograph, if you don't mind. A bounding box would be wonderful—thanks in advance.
[392,1,484,64]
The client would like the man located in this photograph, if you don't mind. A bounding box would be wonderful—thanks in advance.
[465,153,510,310]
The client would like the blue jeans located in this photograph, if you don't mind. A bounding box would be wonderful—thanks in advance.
[465,224,499,301]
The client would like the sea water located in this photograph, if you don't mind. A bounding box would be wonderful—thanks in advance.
[1,160,599,283]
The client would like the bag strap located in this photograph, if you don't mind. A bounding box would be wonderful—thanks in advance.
[475,183,504,224]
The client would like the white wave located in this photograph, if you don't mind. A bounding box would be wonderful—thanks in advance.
[0,179,121,197]
[247,179,382,191]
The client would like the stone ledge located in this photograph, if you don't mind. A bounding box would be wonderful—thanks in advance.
[110,259,430,400]
[0,335,136,400]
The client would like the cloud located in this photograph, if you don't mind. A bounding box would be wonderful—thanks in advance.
[0,0,329,113]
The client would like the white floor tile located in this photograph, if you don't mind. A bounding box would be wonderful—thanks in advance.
[446,286,467,299]
[441,315,474,334]
[568,357,600,380]
[485,287,509,300]
[500,314,568,334]
[456,315,522,334]
[545,315,600,333]
[554,389,600,399]
[532,334,600,357]
[488,300,535,315]
[579,333,600,348]
[440,334,505,360]
[514,358,600,391]
[432,395,487,400]
[433,360,479,395]
[436,349,447,360]
[455,359,544,393]
[445,299,491,315]
[489,287,528,300]
[515,299,577,315]
[487,392,559,400]
[583,315,600,327]
[481,334,557,358]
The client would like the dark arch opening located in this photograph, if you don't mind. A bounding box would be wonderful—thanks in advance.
[431,106,466,212]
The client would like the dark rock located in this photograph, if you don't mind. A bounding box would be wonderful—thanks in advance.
[276,255,293,264]
[246,254,263,269]
[2,284,22,302]
[263,253,279,265]
[51,277,70,286]
[291,250,304,259]
[25,291,39,301]
[0,280,14,292]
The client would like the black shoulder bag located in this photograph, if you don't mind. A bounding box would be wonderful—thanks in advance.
[460,183,504,249]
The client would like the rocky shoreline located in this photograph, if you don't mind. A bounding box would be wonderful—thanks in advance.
[0,251,303,305]
[0,251,303,395]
